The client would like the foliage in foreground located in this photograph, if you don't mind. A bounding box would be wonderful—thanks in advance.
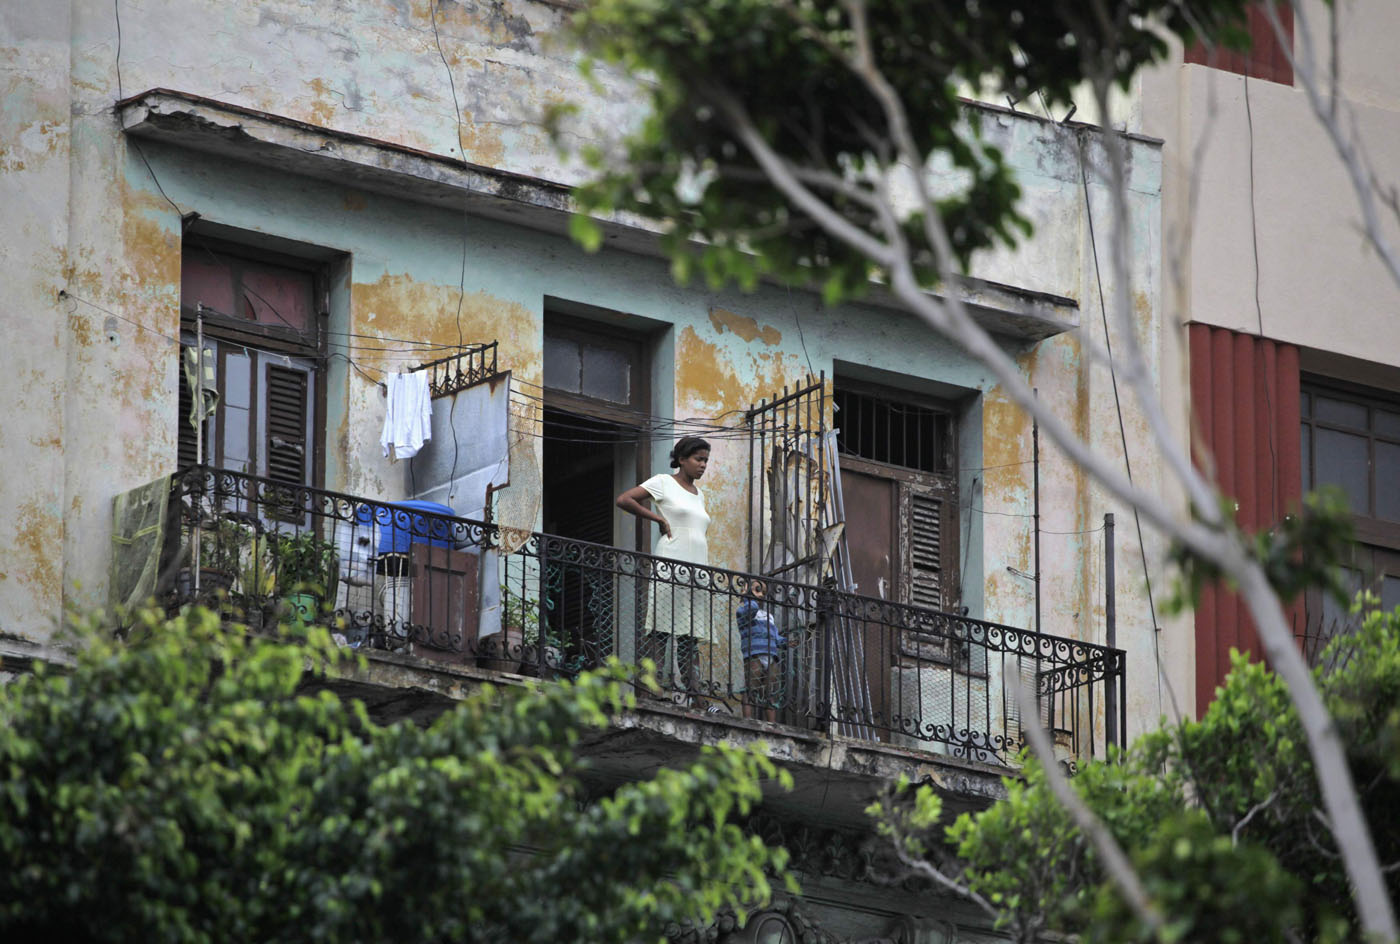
[875,603,1400,943]
[0,606,793,943]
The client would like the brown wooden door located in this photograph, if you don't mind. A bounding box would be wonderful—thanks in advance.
[410,543,480,665]
[841,464,898,734]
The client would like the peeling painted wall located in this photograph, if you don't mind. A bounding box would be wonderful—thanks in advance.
[3,0,1169,742]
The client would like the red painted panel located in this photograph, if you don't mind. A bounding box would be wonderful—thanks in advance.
[1189,325,1302,716]
[1232,333,1258,660]
[1210,329,1238,687]
[1189,325,1218,715]
[1184,3,1293,85]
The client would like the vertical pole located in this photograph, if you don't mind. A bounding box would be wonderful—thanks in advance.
[1104,512,1118,749]
[747,400,755,573]
[1032,389,1041,636]
[192,303,205,595]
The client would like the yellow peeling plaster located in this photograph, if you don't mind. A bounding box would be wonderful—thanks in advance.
[981,386,1033,621]
[348,273,540,498]
[115,184,183,476]
[674,323,812,573]
[14,498,62,617]
[708,307,783,346]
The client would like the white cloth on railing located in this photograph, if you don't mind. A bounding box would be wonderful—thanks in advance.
[381,371,433,461]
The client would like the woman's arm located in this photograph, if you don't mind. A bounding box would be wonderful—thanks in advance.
[616,484,672,538]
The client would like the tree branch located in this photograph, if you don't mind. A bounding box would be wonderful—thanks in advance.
[1016,681,1169,941]
[1232,789,1277,845]
[1263,1,1400,293]
[705,6,1398,940]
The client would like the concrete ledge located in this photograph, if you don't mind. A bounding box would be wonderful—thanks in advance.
[118,88,1078,341]
[315,647,1009,830]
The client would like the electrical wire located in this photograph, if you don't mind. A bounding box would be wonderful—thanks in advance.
[430,0,470,506]
[786,284,817,378]
[1244,75,1280,502]
[1078,131,1172,722]
[60,289,180,346]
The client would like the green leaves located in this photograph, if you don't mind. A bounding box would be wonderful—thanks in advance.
[563,0,1255,303]
[1167,486,1356,615]
[0,606,792,942]
[875,606,1400,942]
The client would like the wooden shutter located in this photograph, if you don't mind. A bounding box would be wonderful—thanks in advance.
[908,491,943,610]
[265,364,309,486]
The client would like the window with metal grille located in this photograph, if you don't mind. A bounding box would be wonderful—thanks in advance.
[834,379,960,617]
[834,385,955,475]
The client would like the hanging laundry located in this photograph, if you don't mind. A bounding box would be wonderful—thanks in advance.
[182,345,219,430]
[381,370,433,461]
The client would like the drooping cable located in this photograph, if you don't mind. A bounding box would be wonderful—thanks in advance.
[1078,133,1172,723]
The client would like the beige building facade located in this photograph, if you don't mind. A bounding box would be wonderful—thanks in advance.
[1140,0,1400,715]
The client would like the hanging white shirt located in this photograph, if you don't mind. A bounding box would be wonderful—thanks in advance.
[381,371,433,460]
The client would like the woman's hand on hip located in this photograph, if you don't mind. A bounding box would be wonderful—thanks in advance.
[657,517,673,539]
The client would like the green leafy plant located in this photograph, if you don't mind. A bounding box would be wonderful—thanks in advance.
[270,530,339,602]
[503,587,544,642]
[563,0,1256,304]
[0,604,797,942]
[873,602,1400,944]
[197,516,276,598]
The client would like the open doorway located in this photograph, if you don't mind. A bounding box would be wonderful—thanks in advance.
[542,409,643,669]
[541,313,653,670]
[542,410,621,547]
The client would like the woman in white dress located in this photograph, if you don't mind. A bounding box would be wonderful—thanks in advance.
[615,436,711,691]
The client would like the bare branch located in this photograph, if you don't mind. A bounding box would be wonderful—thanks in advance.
[834,0,1233,556]
[1262,1,1400,292]
[1016,681,1169,941]
[682,12,1398,938]
[1234,561,1397,941]
[1087,41,1398,938]
[1232,789,1277,846]
[885,840,1003,925]
[701,86,896,270]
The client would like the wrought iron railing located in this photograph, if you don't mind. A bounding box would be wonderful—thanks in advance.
[146,467,1126,763]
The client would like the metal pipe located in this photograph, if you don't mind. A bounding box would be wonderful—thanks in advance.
[1104,512,1118,749]
[192,303,205,595]
[1032,389,1041,635]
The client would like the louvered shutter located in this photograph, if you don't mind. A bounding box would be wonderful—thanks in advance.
[908,491,943,610]
[265,364,309,486]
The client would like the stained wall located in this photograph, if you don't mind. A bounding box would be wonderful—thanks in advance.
[3,0,1171,741]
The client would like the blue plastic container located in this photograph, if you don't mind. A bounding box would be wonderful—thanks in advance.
[373,500,458,556]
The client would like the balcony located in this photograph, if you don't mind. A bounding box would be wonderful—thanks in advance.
[124,467,1125,767]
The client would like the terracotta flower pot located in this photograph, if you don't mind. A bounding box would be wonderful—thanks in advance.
[477,625,525,673]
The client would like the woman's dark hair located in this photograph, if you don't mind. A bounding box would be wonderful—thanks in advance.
[669,436,711,468]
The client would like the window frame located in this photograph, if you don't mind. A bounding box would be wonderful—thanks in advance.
[542,314,650,427]
[833,377,962,614]
[178,236,329,490]
[1300,377,1400,551]
[1299,376,1400,664]
[833,376,958,477]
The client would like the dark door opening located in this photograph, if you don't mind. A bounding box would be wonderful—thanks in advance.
[542,409,643,670]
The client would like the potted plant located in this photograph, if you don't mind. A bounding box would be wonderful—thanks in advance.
[270,530,340,623]
[195,515,276,625]
[479,589,536,673]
